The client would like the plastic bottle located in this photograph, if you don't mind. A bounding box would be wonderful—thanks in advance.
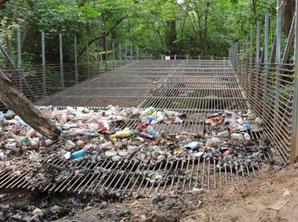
[243,123,252,130]
[244,133,251,141]
[114,131,132,138]
[231,133,244,140]
[140,132,155,140]
[147,116,157,122]
[71,149,87,160]
[4,110,15,120]
[0,112,4,123]
[147,126,160,138]
[183,141,200,150]
[217,130,229,138]
[16,119,30,128]
[140,107,156,117]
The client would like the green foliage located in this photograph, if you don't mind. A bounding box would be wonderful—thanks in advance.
[0,0,286,63]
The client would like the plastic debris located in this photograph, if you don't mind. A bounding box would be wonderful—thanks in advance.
[71,149,87,160]
[0,106,269,182]
[64,152,71,160]
[216,130,229,138]
[147,125,160,138]
[0,152,6,161]
[4,110,15,120]
[184,141,200,150]
[32,208,43,220]
[206,138,221,148]
[231,133,244,140]
[65,140,76,150]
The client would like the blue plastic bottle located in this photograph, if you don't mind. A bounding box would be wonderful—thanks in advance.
[71,149,86,160]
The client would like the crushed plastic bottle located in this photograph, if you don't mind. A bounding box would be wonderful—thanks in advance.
[231,133,244,140]
[216,130,229,138]
[98,120,110,132]
[4,110,15,120]
[0,152,5,160]
[99,142,113,151]
[184,141,200,150]
[147,126,160,138]
[0,112,4,123]
[71,149,87,160]
[244,133,251,141]
[140,107,156,117]
[65,140,76,150]
[206,137,220,147]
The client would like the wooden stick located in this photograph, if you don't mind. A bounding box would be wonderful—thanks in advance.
[0,69,61,140]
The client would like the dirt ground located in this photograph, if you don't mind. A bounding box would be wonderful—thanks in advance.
[1,162,297,222]
[56,163,298,222]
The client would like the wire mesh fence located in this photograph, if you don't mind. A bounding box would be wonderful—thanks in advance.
[235,62,294,163]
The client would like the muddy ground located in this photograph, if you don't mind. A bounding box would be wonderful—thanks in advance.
[1,162,297,222]
[56,162,298,222]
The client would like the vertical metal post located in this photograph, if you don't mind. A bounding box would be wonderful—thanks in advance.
[130,42,133,62]
[16,25,22,91]
[291,0,298,162]
[86,43,90,78]
[119,43,122,61]
[59,33,64,89]
[112,41,115,69]
[74,34,78,83]
[211,55,214,60]
[255,21,261,98]
[275,0,282,124]
[16,25,21,69]
[263,14,270,106]
[249,27,253,65]
[96,35,100,73]
[136,47,139,60]
[174,55,177,60]
[228,48,231,62]
[105,37,108,71]
[186,54,189,60]
[235,43,239,64]
[125,42,127,61]
[41,32,46,95]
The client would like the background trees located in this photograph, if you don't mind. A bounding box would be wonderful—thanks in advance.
[0,0,291,63]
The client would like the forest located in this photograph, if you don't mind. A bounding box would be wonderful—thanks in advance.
[0,0,295,65]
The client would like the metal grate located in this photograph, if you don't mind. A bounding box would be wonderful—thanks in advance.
[0,153,270,196]
[0,60,271,196]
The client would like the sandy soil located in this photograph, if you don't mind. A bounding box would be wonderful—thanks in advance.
[57,163,298,222]
[183,163,298,222]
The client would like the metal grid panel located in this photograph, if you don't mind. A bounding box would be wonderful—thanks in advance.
[0,60,270,196]
[0,152,270,196]
[235,63,293,163]
[38,60,246,110]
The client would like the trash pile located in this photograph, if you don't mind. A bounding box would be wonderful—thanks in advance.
[0,106,269,169]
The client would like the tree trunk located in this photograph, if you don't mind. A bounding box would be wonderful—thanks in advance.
[282,15,295,64]
[0,69,61,140]
[203,0,210,56]
[165,20,177,55]
[251,0,257,24]
[0,0,8,10]
[284,0,295,35]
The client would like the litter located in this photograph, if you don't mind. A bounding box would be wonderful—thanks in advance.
[184,141,200,150]
[0,106,269,187]
[71,149,87,160]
